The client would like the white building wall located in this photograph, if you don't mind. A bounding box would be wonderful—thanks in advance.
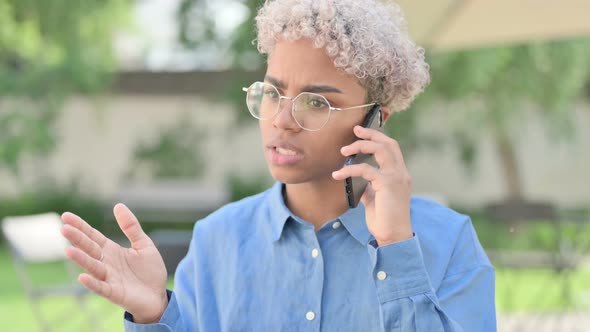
[0,95,588,208]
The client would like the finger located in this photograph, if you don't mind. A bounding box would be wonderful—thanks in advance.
[61,212,108,248]
[61,224,103,261]
[79,273,112,300]
[65,246,107,281]
[353,125,392,144]
[113,203,152,250]
[332,163,380,182]
[341,140,395,169]
[341,140,386,157]
[352,125,408,168]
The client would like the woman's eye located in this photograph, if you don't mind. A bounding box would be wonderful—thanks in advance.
[264,89,279,98]
[309,98,327,108]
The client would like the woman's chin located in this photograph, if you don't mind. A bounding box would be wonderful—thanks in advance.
[267,165,338,185]
[268,167,309,184]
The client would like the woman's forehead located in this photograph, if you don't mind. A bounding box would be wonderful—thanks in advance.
[266,39,364,93]
[268,39,334,69]
[264,74,345,94]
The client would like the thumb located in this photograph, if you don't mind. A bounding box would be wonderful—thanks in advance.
[114,203,153,250]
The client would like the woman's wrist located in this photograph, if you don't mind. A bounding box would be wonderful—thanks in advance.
[131,290,169,324]
[375,229,414,247]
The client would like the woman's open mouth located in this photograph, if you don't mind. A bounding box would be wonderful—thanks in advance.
[267,144,305,166]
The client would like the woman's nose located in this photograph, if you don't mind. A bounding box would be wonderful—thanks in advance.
[272,97,300,131]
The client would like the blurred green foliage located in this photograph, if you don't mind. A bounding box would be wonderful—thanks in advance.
[226,172,272,202]
[460,206,590,253]
[178,0,265,128]
[408,39,590,199]
[127,117,207,180]
[178,0,261,69]
[0,0,129,174]
[0,248,124,331]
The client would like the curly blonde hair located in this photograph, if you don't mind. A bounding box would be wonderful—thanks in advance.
[255,0,430,112]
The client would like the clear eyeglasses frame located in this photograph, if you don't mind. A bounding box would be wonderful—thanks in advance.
[242,81,376,131]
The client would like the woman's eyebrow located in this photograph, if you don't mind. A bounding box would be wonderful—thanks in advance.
[301,84,342,94]
[264,75,286,89]
[264,75,343,94]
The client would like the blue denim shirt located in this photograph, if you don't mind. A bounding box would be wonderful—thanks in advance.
[124,182,496,331]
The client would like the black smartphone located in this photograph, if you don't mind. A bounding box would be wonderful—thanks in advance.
[343,104,383,208]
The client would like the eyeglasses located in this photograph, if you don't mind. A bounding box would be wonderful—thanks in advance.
[242,81,376,131]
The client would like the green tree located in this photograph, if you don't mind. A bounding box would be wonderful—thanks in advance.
[178,0,261,69]
[0,0,129,175]
[178,0,264,126]
[127,118,207,180]
[411,39,590,200]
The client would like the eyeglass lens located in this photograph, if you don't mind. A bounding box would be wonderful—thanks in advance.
[245,82,331,131]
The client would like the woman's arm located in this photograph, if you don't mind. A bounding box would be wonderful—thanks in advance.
[371,222,496,331]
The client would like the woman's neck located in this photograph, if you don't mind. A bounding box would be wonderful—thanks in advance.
[283,178,350,232]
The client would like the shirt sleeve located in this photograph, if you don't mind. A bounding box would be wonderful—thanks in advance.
[123,290,184,332]
[124,235,200,332]
[367,222,496,331]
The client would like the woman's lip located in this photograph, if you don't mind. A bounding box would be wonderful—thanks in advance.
[267,147,304,166]
[267,142,303,154]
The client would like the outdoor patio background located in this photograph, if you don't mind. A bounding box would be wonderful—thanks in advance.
[1,1,589,331]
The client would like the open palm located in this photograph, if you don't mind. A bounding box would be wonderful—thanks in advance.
[61,203,169,324]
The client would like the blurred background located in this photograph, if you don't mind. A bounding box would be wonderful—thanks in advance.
[1,0,590,331]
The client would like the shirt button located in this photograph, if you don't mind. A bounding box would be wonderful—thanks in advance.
[306,311,315,321]
[377,271,387,281]
[311,249,319,258]
[332,221,341,229]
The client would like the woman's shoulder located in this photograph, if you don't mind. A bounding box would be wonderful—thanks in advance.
[410,196,471,231]
[191,188,273,238]
[409,196,492,276]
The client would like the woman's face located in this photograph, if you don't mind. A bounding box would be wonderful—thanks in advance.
[260,38,369,185]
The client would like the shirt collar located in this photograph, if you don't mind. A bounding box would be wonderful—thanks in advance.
[338,203,374,246]
[267,182,291,241]
[267,181,373,245]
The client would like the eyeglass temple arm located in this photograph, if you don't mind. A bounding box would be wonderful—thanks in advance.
[333,103,376,111]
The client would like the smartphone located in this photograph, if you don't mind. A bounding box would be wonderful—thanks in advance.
[343,104,383,208]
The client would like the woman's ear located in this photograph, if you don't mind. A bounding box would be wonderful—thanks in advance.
[381,106,392,124]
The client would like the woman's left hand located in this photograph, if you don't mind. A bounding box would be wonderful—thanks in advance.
[332,125,413,247]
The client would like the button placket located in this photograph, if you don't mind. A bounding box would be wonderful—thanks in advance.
[303,232,323,327]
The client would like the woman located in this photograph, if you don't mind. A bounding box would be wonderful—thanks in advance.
[61,0,496,331]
